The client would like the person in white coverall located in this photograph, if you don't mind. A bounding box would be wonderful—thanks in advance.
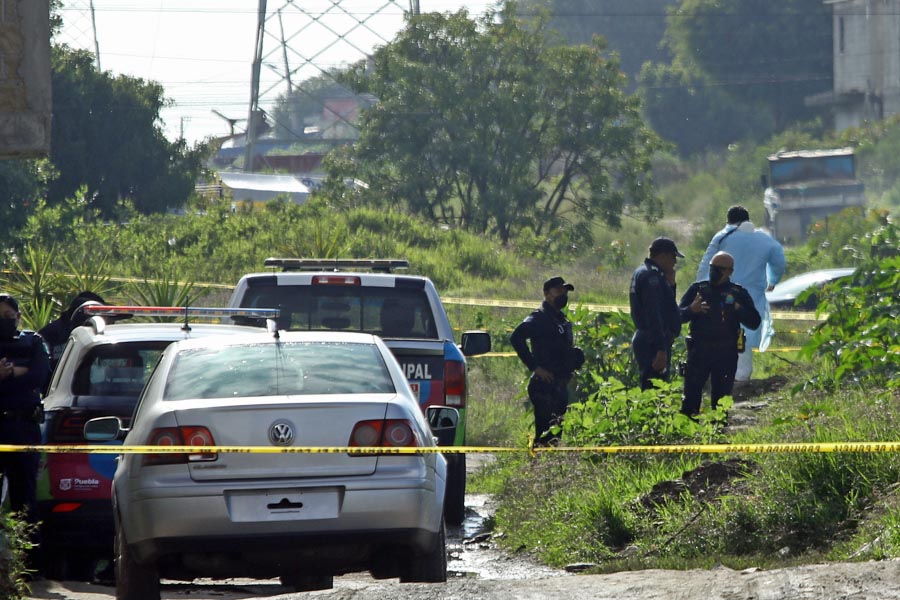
[696,205,786,384]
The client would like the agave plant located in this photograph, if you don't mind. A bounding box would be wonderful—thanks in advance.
[124,272,209,321]
[0,244,61,321]
[57,253,119,306]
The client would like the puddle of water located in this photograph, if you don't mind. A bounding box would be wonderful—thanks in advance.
[446,493,564,580]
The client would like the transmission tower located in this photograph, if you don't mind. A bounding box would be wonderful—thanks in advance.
[243,0,420,171]
[54,0,101,70]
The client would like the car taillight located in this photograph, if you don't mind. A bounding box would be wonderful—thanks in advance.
[47,407,131,443]
[348,419,419,449]
[51,411,88,443]
[52,502,83,513]
[444,360,465,407]
[142,426,217,466]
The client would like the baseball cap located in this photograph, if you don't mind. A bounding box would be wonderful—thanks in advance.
[649,237,685,258]
[543,276,575,293]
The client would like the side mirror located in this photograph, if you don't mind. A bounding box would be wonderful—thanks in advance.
[460,330,491,357]
[84,416,127,442]
[426,406,459,446]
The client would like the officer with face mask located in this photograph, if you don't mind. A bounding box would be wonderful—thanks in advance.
[0,294,50,526]
[511,277,585,446]
[678,252,761,417]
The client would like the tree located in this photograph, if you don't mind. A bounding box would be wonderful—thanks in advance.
[517,0,676,89]
[323,4,662,244]
[0,159,54,245]
[639,62,774,155]
[639,0,832,154]
[48,47,207,216]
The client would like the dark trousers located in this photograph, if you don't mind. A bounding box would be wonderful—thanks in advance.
[0,419,41,523]
[681,343,738,415]
[632,336,670,391]
[528,377,569,446]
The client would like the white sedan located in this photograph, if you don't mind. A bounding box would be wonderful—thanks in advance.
[85,330,450,600]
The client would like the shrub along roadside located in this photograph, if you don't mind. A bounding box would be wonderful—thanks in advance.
[471,249,900,572]
[0,512,36,599]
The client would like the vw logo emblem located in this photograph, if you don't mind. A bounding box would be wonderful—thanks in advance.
[268,420,295,446]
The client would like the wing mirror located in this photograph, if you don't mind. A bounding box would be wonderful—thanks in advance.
[426,406,459,446]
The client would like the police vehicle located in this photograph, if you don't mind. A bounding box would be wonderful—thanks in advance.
[227,259,491,525]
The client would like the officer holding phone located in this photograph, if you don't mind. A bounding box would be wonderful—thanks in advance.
[678,252,760,417]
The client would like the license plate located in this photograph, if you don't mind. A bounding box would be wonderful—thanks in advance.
[226,487,341,522]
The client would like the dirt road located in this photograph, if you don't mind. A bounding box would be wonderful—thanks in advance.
[26,453,900,599]
[27,559,900,599]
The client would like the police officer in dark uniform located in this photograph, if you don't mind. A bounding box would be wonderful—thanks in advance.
[630,238,683,390]
[0,294,50,524]
[511,277,585,446]
[679,251,761,416]
[39,290,105,375]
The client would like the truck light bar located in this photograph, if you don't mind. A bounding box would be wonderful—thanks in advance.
[264,258,409,273]
[81,306,280,319]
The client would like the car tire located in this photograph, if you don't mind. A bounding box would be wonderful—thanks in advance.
[399,519,447,583]
[444,453,466,526]
[279,573,333,591]
[115,526,159,600]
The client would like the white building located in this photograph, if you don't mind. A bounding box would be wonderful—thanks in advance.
[811,0,900,130]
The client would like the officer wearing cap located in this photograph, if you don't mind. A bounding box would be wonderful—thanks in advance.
[630,238,683,390]
[679,251,761,416]
[0,294,50,525]
[511,276,585,446]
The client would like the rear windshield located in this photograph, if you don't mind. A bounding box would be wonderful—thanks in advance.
[236,283,438,339]
[72,341,169,400]
[164,341,395,400]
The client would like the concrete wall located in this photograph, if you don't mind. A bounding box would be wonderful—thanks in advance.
[0,0,51,158]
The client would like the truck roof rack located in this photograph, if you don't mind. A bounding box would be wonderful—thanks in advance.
[263,258,410,273]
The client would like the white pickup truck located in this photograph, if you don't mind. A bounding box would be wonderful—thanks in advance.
[227,258,491,526]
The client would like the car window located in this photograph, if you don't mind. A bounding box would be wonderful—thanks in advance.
[72,341,169,398]
[237,284,437,339]
[164,341,396,400]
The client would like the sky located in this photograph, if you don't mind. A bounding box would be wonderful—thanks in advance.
[57,1,498,146]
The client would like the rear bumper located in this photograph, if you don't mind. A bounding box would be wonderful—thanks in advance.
[119,476,442,571]
[135,527,440,579]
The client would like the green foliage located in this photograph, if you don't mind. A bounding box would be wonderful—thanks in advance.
[124,272,207,315]
[12,197,524,297]
[562,377,729,446]
[802,207,891,266]
[0,513,36,599]
[48,47,207,217]
[639,0,831,155]
[799,252,900,390]
[0,245,62,331]
[517,0,674,90]
[638,62,773,156]
[326,3,663,244]
[0,159,53,243]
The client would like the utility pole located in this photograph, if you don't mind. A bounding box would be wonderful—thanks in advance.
[244,0,267,172]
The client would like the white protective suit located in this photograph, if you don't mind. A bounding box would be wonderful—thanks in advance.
[697,221,786,381]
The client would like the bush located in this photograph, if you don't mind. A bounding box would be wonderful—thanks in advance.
[0,513,36,599]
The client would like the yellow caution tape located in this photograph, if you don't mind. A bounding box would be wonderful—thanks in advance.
[5,442,900,455]
[1,272,823,321]
[444,297,825,322]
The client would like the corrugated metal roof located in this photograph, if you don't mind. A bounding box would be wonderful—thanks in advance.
[218,171,310,203]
